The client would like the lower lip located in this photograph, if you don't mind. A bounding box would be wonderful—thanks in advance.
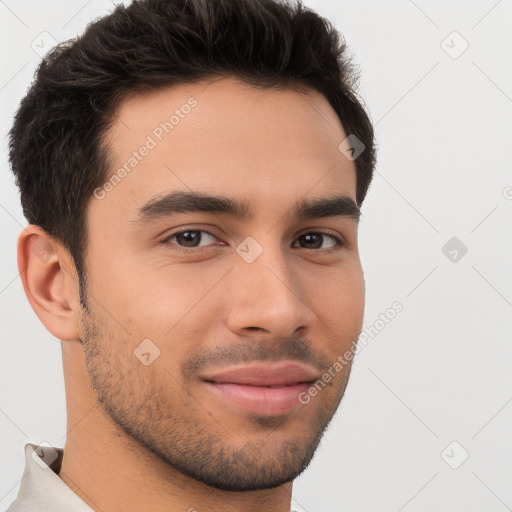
[203,382,311,415]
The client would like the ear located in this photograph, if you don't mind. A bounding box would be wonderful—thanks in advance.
[17,225,81,341]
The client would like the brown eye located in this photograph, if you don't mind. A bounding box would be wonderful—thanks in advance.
[164,230,218,249]
[293,232,342,250]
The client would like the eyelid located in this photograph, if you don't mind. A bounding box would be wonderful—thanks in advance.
[292,231,344,250]
[294,228,345,245]
[159,228,223,251]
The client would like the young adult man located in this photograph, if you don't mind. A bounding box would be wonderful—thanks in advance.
[7,0,375,510]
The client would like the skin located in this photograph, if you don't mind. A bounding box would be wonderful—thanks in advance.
[18,76,365,512]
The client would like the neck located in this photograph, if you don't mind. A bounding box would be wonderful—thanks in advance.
[58,340,293,512]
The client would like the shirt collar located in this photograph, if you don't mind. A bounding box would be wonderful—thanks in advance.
[7,443,93,512]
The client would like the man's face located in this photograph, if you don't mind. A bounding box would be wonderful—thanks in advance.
[80,76,364,491]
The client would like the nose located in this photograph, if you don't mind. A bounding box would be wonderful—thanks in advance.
[224,239,316,339]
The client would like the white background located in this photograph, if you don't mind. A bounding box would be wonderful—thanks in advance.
[1,1,511,511]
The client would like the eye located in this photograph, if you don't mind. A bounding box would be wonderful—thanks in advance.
[292,232,343,250]
[163,229,219,248]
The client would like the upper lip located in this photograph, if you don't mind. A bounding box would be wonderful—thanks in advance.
[201,362,320,387]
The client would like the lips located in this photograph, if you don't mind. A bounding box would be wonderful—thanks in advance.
[201,362,319,415]
[202,362,318,386]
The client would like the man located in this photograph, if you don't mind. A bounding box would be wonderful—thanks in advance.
[7,0,375,510]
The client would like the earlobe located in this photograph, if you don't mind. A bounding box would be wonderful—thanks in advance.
[17,226,81,341]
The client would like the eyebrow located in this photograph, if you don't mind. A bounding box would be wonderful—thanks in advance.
[134,191,360,224]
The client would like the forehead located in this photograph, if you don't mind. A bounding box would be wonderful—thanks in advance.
[94,76,357,225]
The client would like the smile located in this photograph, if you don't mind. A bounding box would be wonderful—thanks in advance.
[201,362,319,415]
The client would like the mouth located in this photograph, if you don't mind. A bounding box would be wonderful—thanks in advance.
[201,362,319,416]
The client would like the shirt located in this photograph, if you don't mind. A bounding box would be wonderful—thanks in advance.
[6,443,301,512]
[5,443,93,512]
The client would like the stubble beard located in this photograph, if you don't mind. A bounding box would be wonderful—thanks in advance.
[78,303,353,491]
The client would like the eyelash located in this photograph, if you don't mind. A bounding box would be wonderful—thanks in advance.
[160,229,345,252]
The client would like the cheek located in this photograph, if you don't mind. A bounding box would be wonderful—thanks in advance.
[143,267,227,324]
[88,250,223,335]
[313,267,365,340]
